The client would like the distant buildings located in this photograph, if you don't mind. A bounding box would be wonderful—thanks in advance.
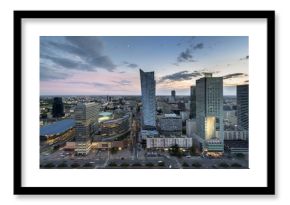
[74,102,99,155]
[140,69,156,129]
[52,97,65,118]
[237,84,249,130]
[190,86,196,119]
[196,73,224,152]
[159,114,182,136]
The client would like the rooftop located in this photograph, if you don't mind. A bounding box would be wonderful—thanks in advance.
[40,119,75,137]
[99,111,113,116]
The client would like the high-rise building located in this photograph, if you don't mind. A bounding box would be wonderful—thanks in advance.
[52,97,65,118]
[140,69,156,129]
[159,114,182,136]
[196,73,224,152]
[74,102,99,155]
[190,86,196,119]
[170,90,176,102]
[237,84,249,130]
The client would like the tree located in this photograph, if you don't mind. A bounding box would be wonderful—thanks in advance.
[120,163,129,167]
[235,153,245,159]
[219,162,230,168]
[57,162,68,168]
[132,163,141,167]
[231,163,242,168]
[83,163,93,168]
[158,161,165,167]
[71,163,80,168]
[169,144,182,158]
[189,145,196,156]
[108,162,117,167]
[44,162,55,168]
[110,147,118,154]
[192,162,202,168]
[145,162,154,167]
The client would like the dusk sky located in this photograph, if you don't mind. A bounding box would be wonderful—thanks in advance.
[40,36,248,96]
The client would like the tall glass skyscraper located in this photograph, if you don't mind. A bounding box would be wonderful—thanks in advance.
[52,97,65,118]
[190,86,196,119]
[140,69,156,129]
[237,84,249,131]
[196,73,224,152]
[74,102,99,155]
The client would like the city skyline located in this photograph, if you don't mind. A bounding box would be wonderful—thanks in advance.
[40,36,248,96]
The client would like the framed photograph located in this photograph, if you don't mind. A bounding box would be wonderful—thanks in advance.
[14,10,275,195]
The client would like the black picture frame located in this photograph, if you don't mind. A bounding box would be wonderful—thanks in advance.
[14,10,275,195]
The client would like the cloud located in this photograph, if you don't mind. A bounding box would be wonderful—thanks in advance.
[40,63,71,81]
[223,73,247,79]
[112,80,132,86]
[40,36,117,81]
[240,55,249,61]
[123,61,139,68]
[41,54,91,71]
[176,42,204,63]
[192,43,204,50]
[158,70,202,83]
[177,49,196,63]
[65,81,110,87]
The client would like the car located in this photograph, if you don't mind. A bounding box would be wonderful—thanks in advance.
[186,155,191,158]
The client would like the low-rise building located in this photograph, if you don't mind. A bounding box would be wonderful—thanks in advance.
[224,130,248,140]
[141,129,159,140]
[146,135,192,149]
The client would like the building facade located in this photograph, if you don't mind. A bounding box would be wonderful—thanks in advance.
[159,114,182,136]
[196,73,224,152]
[190,86,196,119]
[146,136,192,149]
[52,97,65,118]
[100,114,131,137]
[186,119,197,138]
[140,69,156,128]
[170,90,176,102]
[223,130,248,141]
[74,102,99,155]
[237,84,249,130]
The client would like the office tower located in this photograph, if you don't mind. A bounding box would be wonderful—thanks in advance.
[74,102,99,155]
[190,86,196,119]
[52,97,65,118]
[140,69,156,128]
[237,84,249,130]
[170,90,176,102]
[186,119,197,138]
[160,114,182,136]
[196,73,224,152]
